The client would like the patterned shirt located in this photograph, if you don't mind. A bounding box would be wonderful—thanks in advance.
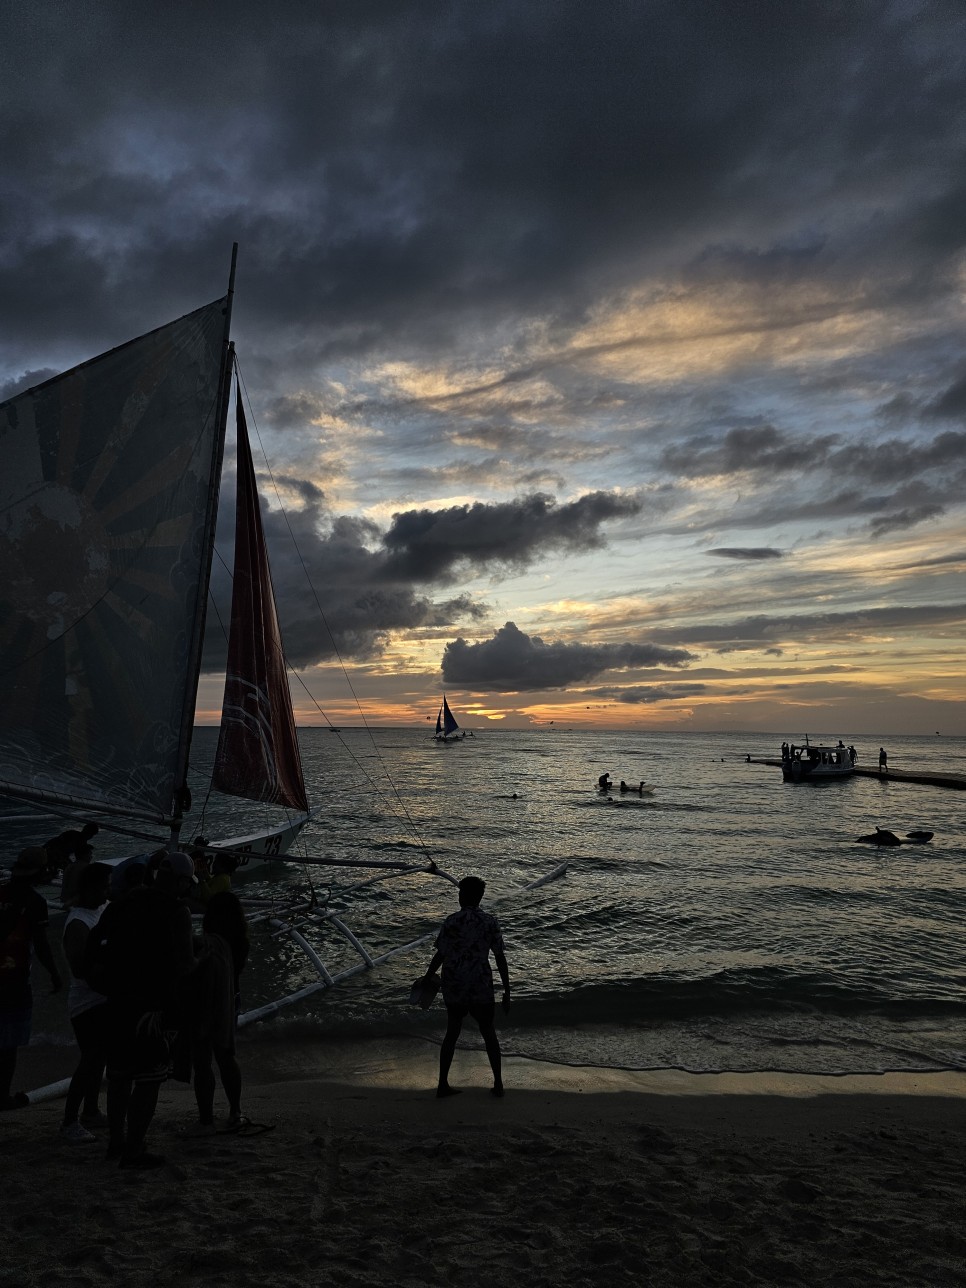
[435,906,505,1006]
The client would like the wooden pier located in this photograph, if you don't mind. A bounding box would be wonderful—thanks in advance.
[748,759,966,790]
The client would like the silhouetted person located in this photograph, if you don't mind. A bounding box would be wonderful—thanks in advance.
[43,822,99,886]
[422,876,510,1098]
[878,747,888,774]
[0,848,62,1110]
[86,852,196,1168]
[185,892,249,1130]
[848,745,857,765]
[597,773,612,791]
[60,862,112,1142]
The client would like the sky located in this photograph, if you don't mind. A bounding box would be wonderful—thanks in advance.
[2,1,964,735]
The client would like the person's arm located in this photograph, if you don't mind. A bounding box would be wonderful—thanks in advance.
[425,949,443,978]
[172,903,196,979]
[494,947,510,1012]
[32,925,63,993]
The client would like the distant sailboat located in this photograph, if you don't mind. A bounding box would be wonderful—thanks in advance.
[434,695,464,742]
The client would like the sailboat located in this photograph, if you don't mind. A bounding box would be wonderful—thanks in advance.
[0,246,310,871]
[433,695,464,742]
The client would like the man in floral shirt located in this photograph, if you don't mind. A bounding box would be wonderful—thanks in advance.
[423,876,510,1098]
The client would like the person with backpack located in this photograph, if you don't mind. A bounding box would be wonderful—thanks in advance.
[0,848,63,1110]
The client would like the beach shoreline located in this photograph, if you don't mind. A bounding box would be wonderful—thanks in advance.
[6,1035,966,1286]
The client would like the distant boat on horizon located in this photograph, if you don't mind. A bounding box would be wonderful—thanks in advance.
[434,695,465,742]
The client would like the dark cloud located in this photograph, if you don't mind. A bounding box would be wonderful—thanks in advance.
[203,486,635,668]
[926,373,966,419]
[648,604,966,651]
[3,1,966,371]
[381,491,643,581]
[441,621,694,691]
[661,423,839,478]
[707,548,784,561]
[589,684,708,704]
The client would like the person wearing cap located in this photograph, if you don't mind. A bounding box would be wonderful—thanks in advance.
[420,875,510,1099]
[84,850,197,1168]
[0,848,63,1111]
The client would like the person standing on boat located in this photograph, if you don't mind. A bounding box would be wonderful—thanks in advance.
[42,821,99,884]
[0,848,62,1111]
[86,852,197,1168]
[878,747,888,774]
[422,876,510,1099]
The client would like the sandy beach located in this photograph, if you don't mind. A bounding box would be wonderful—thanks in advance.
[4,1034,966,1287]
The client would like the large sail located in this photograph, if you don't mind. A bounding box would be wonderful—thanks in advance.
[0,298,229,822]
[211,386,308,812]
[435,695,460,739]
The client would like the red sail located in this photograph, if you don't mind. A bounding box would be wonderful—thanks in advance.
[212,387,308,811]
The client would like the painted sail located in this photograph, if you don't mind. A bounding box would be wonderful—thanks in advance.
[211,385,308,812]
[0,299,229,822]
[436,695,460,739]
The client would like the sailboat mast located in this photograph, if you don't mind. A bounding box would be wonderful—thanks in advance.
[169,242,238,848]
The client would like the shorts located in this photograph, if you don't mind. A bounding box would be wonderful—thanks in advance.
[70,1001,110,1054]
[444,997,496,1026]
[0,1004,31,1049]
[105,1003,172,1085]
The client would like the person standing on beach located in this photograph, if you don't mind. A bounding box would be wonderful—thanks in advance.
[421,876,510,1099]
[0,848,63,1111]
[60,862,112,1143]
[182,891,249,1131]
[85,852,196,1168]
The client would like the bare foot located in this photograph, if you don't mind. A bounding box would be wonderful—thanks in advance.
[436,1086,462,1099]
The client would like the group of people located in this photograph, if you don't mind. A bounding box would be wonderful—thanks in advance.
[780,742,859,765]
[597,773,647,794]
[3,821,516,1140]
[0,834,249,1169]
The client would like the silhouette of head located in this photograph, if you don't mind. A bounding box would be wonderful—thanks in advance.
[458,876,486,908]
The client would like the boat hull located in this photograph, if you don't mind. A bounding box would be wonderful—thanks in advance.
[782,761,854,782]
[210,815,311,875]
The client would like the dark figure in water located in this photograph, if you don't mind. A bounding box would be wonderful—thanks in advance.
[878,747,888,774]
[857,827,902,846]
[619,780,630,793]
[421,876,510,1099]
[848,746,857,765]
[597,773,612,791]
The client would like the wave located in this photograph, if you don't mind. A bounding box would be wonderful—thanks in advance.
[521,969,966,1023]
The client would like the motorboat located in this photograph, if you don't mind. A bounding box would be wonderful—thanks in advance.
[782,741,854,782]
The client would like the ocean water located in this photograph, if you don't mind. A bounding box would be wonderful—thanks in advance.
[9,727,966,1077]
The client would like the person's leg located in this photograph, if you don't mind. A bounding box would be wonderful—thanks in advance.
[438,1005,467,1096]
[122,1079,162,1162]
[0,1045,18,1106]
[63,1014,92,1126]
[65,1007,106,1126]
[471,1003,503,1096]
[192,1037,216,1125]
[82,1055,106,1120]
[106,1074,130,1157]
[212,1044,243,1121]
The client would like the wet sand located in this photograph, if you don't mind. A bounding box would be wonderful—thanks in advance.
[5,1034,966,1286]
